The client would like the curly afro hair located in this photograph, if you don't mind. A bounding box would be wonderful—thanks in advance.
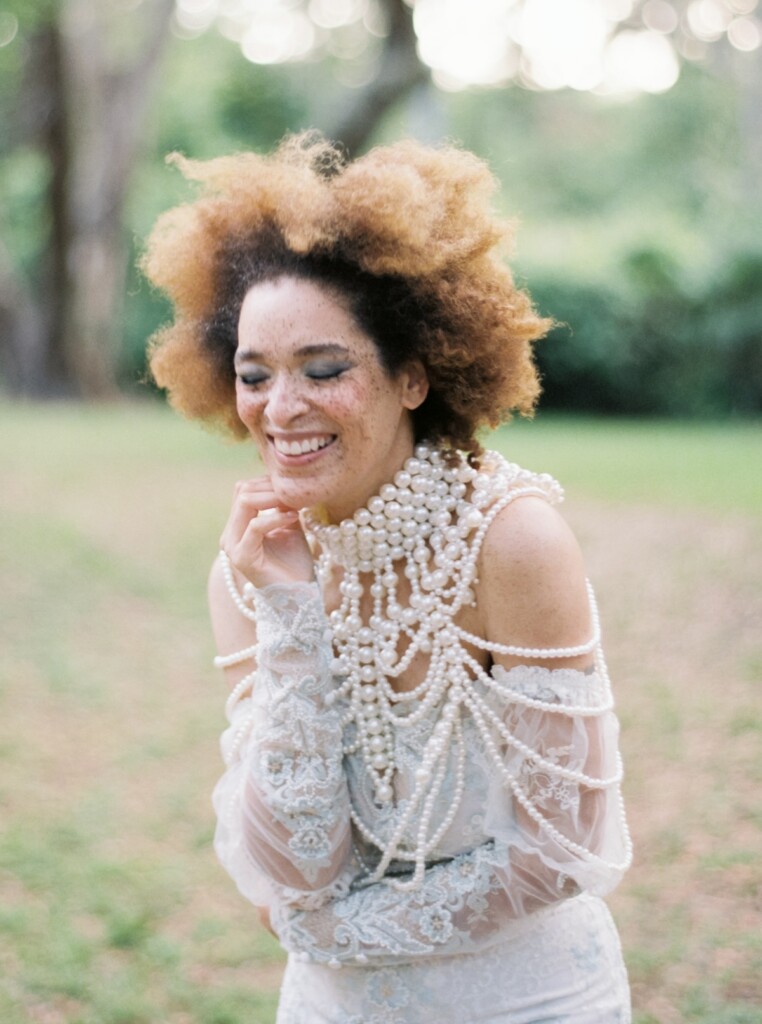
[141,132,551,454]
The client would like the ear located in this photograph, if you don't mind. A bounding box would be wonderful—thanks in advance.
[399,360,429,411]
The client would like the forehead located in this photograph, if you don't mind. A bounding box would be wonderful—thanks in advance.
[237,276,364,351]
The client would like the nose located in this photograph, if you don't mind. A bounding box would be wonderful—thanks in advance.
[264,373,310,427]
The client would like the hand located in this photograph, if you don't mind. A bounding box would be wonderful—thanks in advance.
[219,477,315,589]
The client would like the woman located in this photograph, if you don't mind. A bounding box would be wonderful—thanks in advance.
[143,133,632,1023]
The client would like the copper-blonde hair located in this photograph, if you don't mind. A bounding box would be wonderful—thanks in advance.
[141,132,551,453]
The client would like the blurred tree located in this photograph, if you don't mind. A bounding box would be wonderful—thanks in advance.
[0,0,174,397]
[1,0,759,402]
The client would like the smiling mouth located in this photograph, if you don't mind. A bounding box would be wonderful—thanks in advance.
[270,434,336,456]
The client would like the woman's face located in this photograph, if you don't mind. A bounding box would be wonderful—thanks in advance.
[235,276,428,521]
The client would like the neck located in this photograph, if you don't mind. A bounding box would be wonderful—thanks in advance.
[319,431,418,525]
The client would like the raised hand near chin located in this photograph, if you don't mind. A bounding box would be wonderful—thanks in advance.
[219,477,315,590]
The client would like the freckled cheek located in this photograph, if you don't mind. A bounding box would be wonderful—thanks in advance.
[235,392,268,436]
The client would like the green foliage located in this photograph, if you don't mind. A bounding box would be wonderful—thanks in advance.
[530,245,762,415]
[1,4,760,416]
[442,64,762,417]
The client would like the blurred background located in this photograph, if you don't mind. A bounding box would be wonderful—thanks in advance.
[0,2,760,1023]
[1,0,761,411]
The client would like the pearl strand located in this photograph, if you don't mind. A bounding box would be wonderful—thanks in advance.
[459,647,614,717]
[452,578,601,659]
[216,444,633,883]
[301,444,575,874]
[218,550,258,621]
[305,442,515,808]
[463,686,632,873]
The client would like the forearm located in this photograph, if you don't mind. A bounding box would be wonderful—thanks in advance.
[213,580,353,909]
[271,836,582,967]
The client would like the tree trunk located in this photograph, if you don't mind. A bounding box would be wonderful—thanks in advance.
[0,238,47,395]
[58,0,175,397]
[328,0,430,156]
[0,0,174,399]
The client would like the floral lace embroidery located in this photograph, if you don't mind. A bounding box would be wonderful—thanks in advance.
[214,581,354,905]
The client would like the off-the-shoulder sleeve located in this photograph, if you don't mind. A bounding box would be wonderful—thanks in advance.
[271,663,631,966]
[212,581,354,911]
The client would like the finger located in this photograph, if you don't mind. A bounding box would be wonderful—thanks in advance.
[220,489,283,549]
[235,478,299,512]
[242,509,300,540]
[225,510,301,573]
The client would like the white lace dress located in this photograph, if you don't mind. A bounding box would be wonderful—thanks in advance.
[212,487,632,1023]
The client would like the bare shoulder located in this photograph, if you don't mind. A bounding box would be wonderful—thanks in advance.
[477,496,593,661]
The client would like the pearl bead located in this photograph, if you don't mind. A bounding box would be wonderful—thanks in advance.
[375,783,394,802]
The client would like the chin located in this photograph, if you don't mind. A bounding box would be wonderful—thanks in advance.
[272,478,328,512]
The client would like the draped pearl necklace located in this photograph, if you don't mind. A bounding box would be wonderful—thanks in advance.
[219,444,631,892]
[302,444,564,810]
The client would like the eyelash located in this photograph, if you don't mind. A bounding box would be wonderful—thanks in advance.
[238,366,349,387]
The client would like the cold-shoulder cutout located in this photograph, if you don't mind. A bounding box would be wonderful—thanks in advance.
[478,497,593,671]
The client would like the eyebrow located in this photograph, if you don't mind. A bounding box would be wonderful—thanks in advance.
[234,343,352,366]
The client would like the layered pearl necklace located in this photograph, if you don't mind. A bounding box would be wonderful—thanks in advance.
[302,444,565,806]
[220,443,632,891]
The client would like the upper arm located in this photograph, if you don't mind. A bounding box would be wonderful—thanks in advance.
[477,496,594,672]
[208,556,260,689]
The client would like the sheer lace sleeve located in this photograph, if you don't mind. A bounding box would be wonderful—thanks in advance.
[212,581,354,911]
[270,662,631,967]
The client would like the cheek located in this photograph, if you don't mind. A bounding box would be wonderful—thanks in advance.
[235,386,262,425]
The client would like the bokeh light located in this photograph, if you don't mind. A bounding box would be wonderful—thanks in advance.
[604,28,680,92]
[727,14,761,47]
[642,0,680,33]
[414,0,519,89]
[172,0,760,88]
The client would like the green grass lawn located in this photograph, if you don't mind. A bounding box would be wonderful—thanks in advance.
[0,400,760,1024]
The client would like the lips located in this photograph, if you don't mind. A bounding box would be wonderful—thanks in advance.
[270,434,335,456]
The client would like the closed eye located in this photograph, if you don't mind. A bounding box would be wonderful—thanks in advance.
[237,372,269,386]
[305,362,352,381]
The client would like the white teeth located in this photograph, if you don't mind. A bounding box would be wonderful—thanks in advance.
[274,436,331,455]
